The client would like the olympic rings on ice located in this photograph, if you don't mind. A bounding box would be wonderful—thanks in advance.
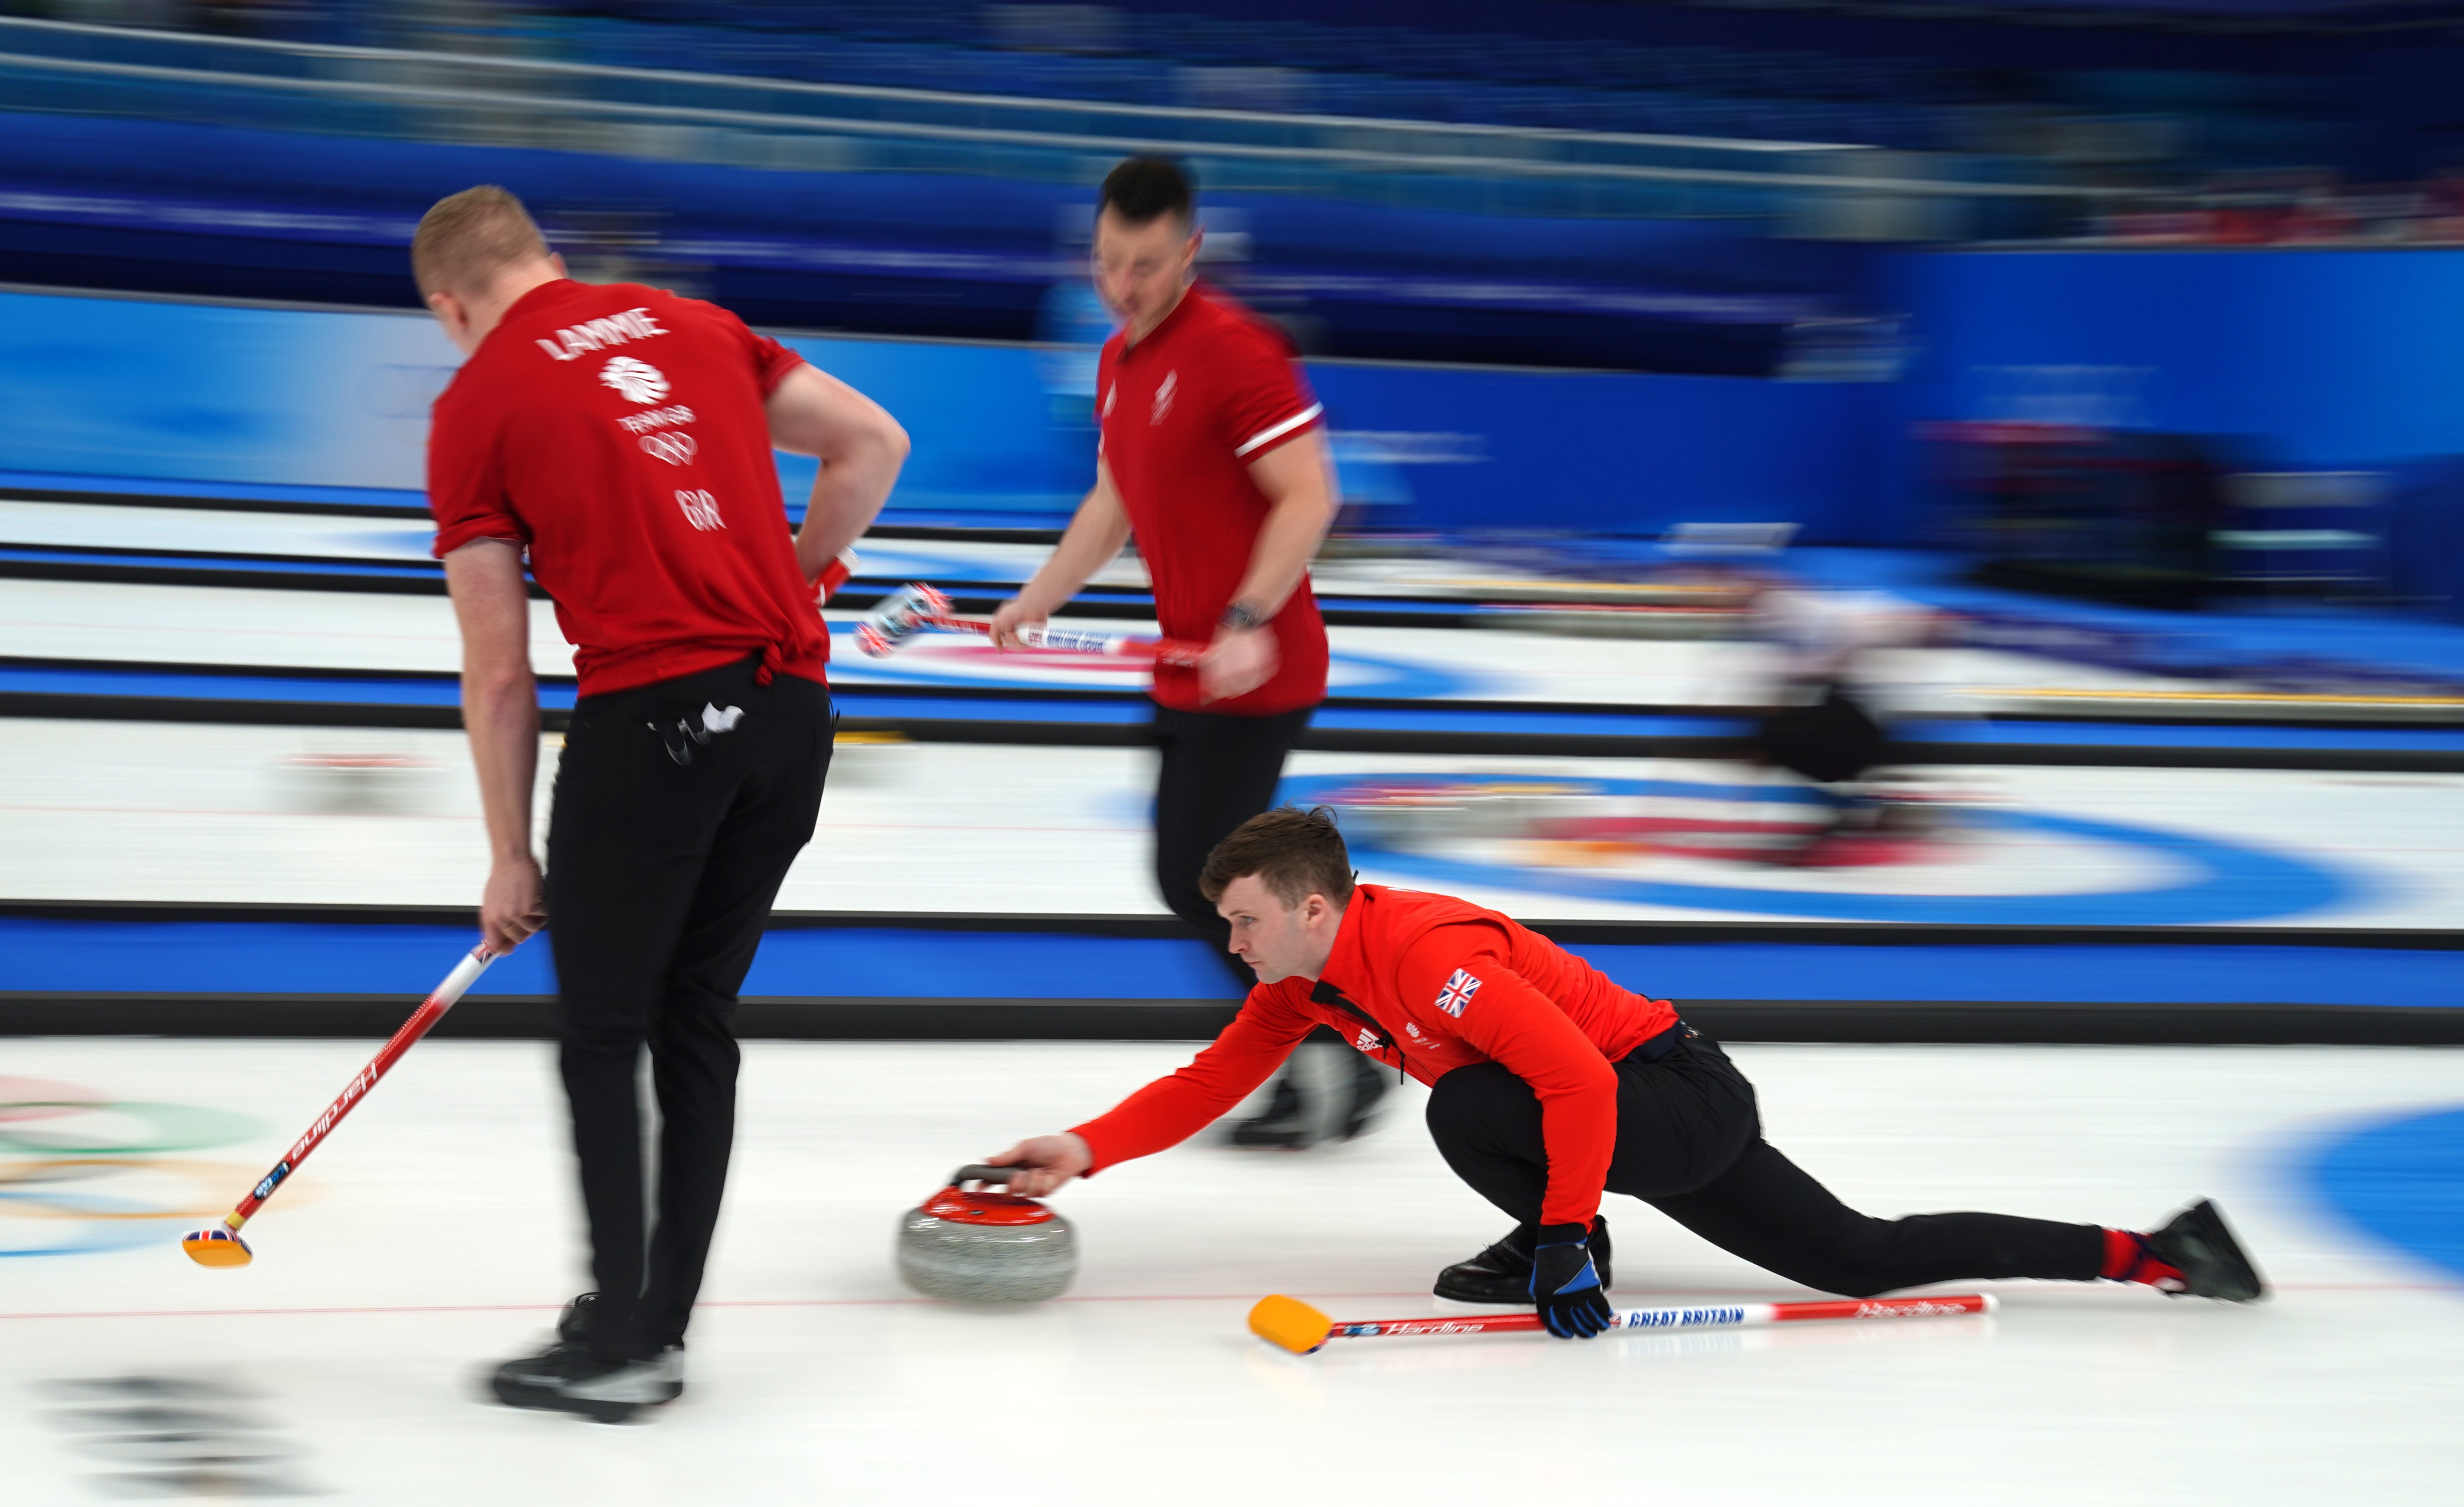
[0,1077,107,1123]
[0,1082,261,1258]
[0,1100,260,1156]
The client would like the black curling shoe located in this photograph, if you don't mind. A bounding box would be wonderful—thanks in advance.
[1435,1217,1613,1304]
[488,1293,684,1424]
[2146,1199,2268,1303]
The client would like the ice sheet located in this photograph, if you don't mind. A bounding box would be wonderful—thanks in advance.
[0,720,2451,925]
[0,1041,2456,1504]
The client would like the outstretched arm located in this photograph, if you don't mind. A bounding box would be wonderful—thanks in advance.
[986,991,1317,1195]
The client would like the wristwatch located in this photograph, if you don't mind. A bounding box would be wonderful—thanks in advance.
[1219,600,1269,632]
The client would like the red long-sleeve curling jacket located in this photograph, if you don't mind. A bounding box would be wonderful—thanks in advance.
[1071,885,1679,1228]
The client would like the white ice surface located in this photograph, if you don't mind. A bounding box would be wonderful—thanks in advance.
[0,499,446,564]
[0,1041,2457,1504]
[0,576,2188,706]
[0,720,2452,925]
[0,576,579,676]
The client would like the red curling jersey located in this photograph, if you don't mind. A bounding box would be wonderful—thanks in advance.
[428,279,828,697]
[1095,286,1329,716]
[1071,885,1680,1228]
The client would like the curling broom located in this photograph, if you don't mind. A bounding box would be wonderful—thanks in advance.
[1249,1292,1994,1354]
[182,945,496,1267]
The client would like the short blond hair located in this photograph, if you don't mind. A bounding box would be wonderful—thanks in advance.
[411,185,551,299]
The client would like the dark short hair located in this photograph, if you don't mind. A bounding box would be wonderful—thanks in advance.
[1201,806,1356,909]
[1098,156,1195,229]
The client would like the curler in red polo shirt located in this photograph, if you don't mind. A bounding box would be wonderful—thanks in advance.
[1095,285,1330,716]
[427,279,827,696]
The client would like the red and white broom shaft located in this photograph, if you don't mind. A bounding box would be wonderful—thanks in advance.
[917,610,1210,668]
[1329,1293,1995,1343]
[214,946,495,1235]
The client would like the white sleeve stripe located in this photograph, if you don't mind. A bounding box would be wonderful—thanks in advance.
[1233,403,1323,457]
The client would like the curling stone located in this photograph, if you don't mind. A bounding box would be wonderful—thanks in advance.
[896,1165,1077,1304]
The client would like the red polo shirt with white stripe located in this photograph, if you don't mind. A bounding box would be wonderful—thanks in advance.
[1095,285,1329,716]
[427,279,828,697]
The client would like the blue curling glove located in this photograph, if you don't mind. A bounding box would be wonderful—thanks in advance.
[1529,1223,1615,1340]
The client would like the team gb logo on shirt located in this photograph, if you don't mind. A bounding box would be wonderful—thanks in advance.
[1435,969,1481,1017]
[600,356,670,405]
[1151,370,1177,425]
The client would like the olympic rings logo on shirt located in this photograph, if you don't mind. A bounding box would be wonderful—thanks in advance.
[0,1077,266,1259]
[639,431,697,466]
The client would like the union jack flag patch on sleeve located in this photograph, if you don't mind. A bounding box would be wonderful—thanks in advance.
[1435,969,1481,1017]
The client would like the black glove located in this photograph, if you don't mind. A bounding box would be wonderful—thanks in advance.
[1529,1223,1615,1340]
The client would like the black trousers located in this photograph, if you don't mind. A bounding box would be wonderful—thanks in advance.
[1425,1031,2106,1297]
[545,657,831,1361]
[1149,699,1315,994]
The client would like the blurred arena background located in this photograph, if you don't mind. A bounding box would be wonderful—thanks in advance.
[0,1,2460,1498]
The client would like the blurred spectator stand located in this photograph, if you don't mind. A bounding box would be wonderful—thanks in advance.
[2217,470,2391,602]
[1924,420,2233,609]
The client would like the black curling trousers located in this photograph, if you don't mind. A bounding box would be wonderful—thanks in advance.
[1149,700,1316,995]
[1151,698,1386,1115]
[1425,1031,2106,1297]
[546,657,831,1362]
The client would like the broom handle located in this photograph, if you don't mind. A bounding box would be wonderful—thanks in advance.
[217,946,495,1233]
[1328,1293,1995,1342]
[923,611,1210,668]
